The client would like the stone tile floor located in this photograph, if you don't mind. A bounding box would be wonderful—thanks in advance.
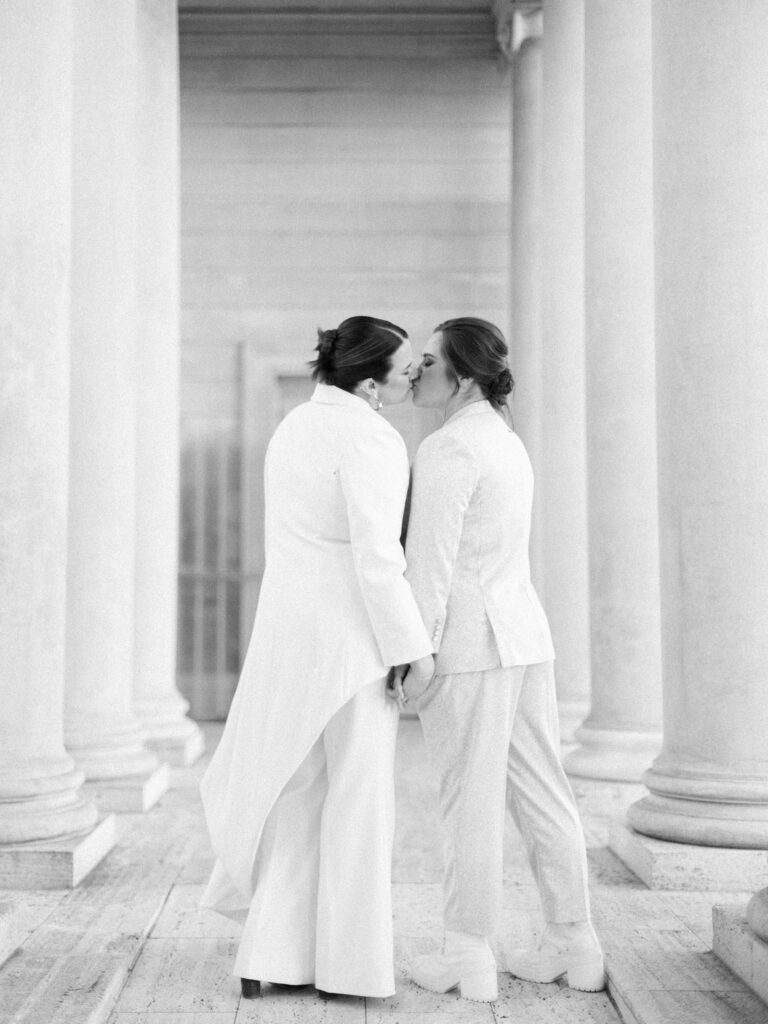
[1,721,766,1024]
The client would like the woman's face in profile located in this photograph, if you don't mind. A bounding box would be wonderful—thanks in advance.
[410,333,455,410]
[378,338,415,406]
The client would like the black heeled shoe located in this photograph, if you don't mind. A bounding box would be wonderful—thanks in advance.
[241,978,261,999]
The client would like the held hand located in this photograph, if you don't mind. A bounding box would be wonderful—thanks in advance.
[386,664,410,708]
[402,654,435,703]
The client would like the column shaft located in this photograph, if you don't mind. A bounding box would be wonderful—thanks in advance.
[564,0,662,781]
[65,0,158,781]
[540,0,590,738]
[510,25,544,588]
[0,0,96,842]
[628,0,768,845]
[133,0,204,764]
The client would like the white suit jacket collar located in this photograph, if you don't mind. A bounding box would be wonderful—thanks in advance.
[311,383,377,415]
[443,399,496,427]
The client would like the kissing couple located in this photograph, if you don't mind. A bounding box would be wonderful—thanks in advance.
[200,315,605,1003]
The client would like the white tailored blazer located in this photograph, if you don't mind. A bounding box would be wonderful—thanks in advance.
[406,400,555,674]
[200,383,432,918]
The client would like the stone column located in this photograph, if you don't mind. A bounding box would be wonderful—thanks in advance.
[563,0,662,781]
[65,0,168,811]
[0,0,113,887]
[499,4,545,588]
[617,0,768,870]
[132,0,204,766]
[540,0,590,740]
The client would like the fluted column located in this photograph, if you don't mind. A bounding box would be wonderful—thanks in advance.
[564,0,662,781]
[0,0,97,846]
[540,0,590,740]
[503,5,545,587]
[628,0,768,846]
[132,0,204,766]
[64,0,163,794]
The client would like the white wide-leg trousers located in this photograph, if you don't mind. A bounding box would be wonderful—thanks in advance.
[234,677,399,997]
[417,662,590,938]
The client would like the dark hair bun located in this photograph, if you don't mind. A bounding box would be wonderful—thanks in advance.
[484,367,513,404]
[317,328,337,355]
[314,327,338,373]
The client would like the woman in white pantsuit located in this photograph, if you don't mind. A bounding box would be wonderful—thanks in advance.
[200,316,434,1000]
[397,317,604,1001]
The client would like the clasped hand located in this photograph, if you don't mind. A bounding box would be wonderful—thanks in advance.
[386,654,435,710]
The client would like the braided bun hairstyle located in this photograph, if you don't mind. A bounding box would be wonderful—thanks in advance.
[309,316,407,392]
[435,317,514,412]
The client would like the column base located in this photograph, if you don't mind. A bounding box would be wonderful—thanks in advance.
[68,745,159,782]
[628,791,768,848]
[0,759,98,843]
[563,725,661,782]
[83,762,170,813]
[609,823,768,891]
[144,725,205,767]
[0,814,115,889]
[557,698,590,746]
[713,904,768,1004]
[0,903,23,967]
[135,694,206,767]
[66,716,161,781]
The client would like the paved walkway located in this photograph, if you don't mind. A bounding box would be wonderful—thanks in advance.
[1,722,765,1024]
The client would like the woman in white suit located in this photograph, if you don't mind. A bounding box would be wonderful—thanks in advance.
[398,317,604,1001]
[201,316,434,1000]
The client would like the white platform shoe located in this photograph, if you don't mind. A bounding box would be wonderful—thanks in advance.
[409,930,498,1001]
[505,923,605,992]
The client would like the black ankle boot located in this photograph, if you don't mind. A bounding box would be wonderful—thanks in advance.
[241,978,261,999]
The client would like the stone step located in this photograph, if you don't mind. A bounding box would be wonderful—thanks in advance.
[593,889,768,1024]
[0,903,23,968]
[0,814,116,889]
[85,763,171,814]
[713,904,768,1007]
[610,824,768,892]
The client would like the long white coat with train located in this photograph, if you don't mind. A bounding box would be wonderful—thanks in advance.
[199,383,432,920]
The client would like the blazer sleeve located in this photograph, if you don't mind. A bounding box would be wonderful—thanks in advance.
[339,423,433,667]
[405,431,478,652]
